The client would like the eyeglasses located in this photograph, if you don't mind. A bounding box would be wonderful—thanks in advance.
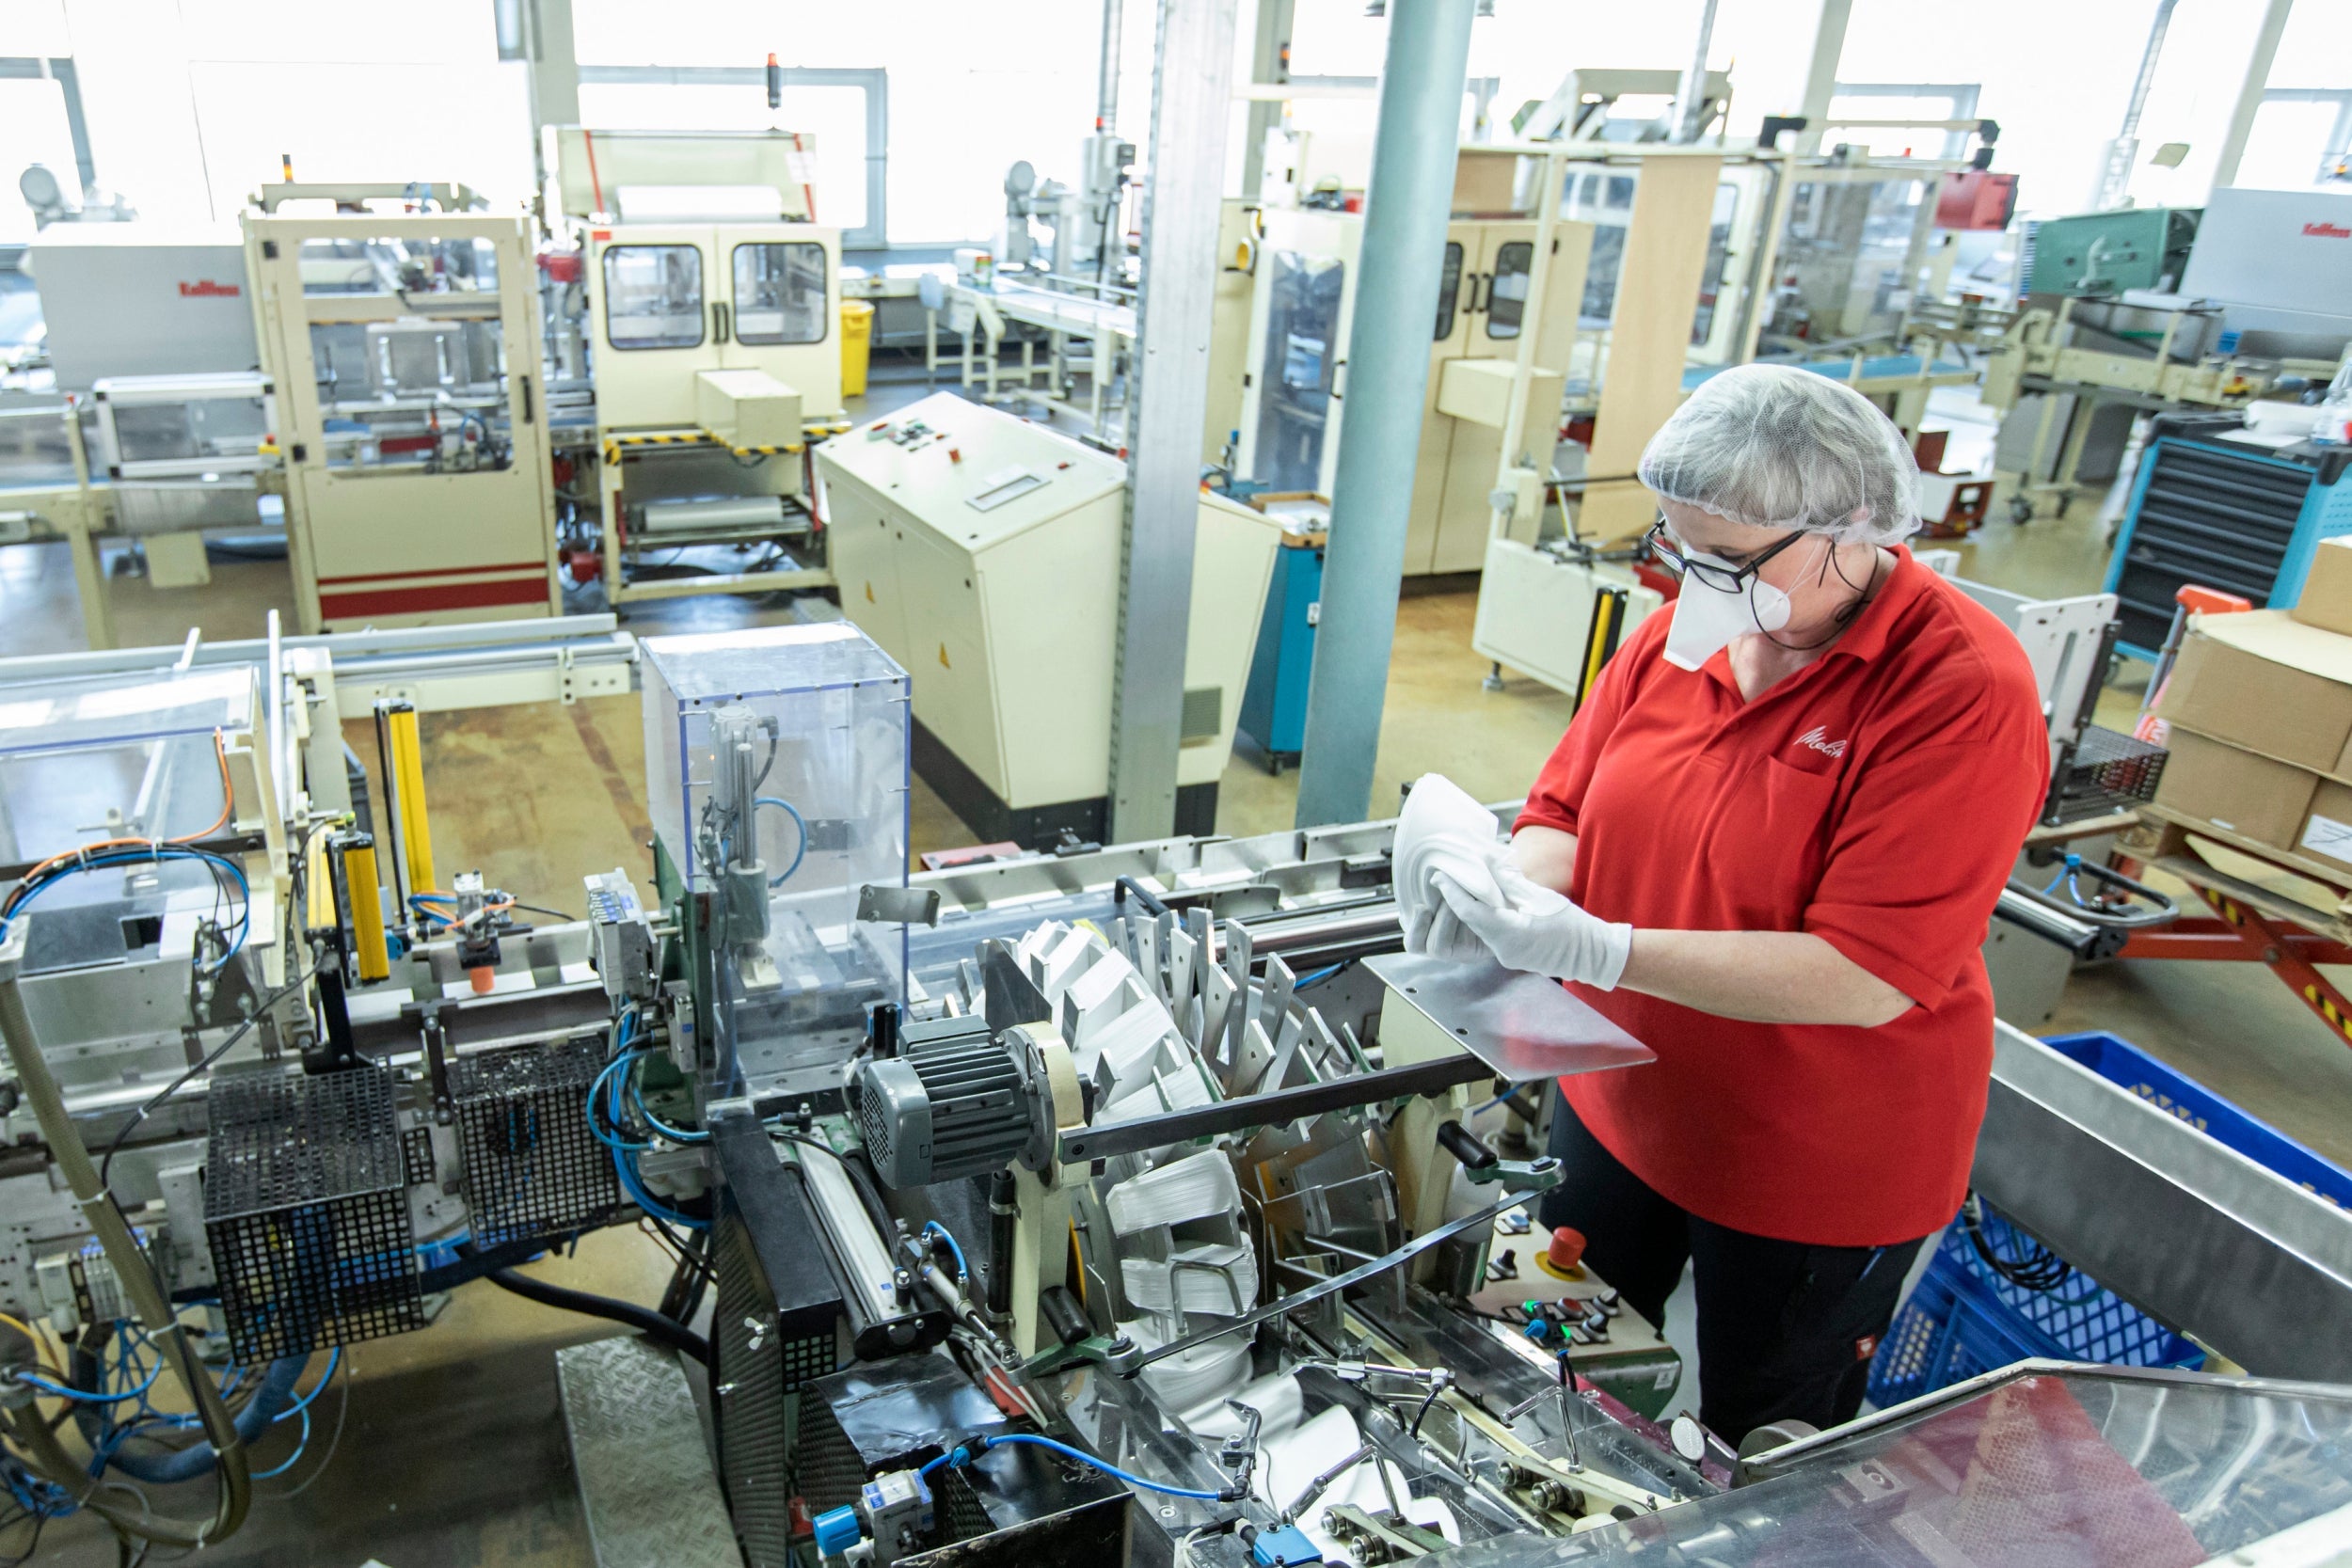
[1645,516,1804,594]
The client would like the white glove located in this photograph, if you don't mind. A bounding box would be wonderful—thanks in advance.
[1394,773,1507,952]
[1434,865,1634,990]
[1405,879,1497,964]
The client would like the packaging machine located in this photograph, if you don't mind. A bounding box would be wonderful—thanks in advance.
[0,616,2347,1565]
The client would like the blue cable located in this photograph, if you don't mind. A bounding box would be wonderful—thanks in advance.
[918,1452,953,1480]
[1294,963,1344,990]
[920,1222,967,1282]
[1,846,249,966]
[948,1434,1220,1500]
[630,1058,711,1145]
[755,797,808,887]
[253,1406,310,1479]
[272,1348,340,1423]
[19,1361,162,1402]
[613,1144,710,1231]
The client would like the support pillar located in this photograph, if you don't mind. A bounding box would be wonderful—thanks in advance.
[1292,0,1477,829]
[2210,0,2295,193]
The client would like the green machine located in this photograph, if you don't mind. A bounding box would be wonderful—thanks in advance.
[2026,207,2201,297]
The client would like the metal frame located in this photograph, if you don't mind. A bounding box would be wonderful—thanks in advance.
[1823,81,1983,160]
[2255,87,2352,184]
[575,65,888,250]
[0,57,95,195]
[1106,0,1241,843]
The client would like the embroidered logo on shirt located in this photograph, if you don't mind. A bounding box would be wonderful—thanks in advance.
[1794,725,1849,758]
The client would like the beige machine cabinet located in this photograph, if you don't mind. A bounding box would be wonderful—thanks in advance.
[1237,210,1584,576]
[714,228,842,419]
[1472,540,1662,699]
[818,392,1280,847]
[1236,209,1362,502]
[588,224,844,431]
[587,225,717,430]
[1202,199,1261,467]
[244,211,559,633]
[1416,220,1587,573]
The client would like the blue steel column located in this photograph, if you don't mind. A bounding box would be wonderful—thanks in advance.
[1293,0,1477,828]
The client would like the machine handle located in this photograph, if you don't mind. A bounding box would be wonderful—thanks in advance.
[518,374,534,425]
[1437,1119,1499,1170]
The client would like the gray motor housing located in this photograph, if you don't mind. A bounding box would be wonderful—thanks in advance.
[856,1020,1038,1189]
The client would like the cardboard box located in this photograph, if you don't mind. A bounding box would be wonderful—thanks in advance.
[694,369,801,451]
[2157,611,2352,775]
[2293,536,2352,640]
[2153,729,2317,848]
[2297,780,2352,875]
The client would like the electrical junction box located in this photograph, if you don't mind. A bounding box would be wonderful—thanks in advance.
[696,368,803,451]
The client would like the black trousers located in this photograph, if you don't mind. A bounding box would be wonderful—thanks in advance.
[1537,1099,1929,1447]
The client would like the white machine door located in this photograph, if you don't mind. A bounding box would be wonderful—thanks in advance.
[591,226,717,429]
[1470,223,1538,357]
[1405,222,1485,573]
[719,227,842,419]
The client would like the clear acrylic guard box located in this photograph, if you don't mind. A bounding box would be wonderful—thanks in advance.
[0,665,256,866]
[640,623,912,1064]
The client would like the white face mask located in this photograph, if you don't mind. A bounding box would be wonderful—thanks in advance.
[1661,550,1794,672]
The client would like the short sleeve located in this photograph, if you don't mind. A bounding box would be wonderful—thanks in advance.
[1803,723,2048,1008]
[1513,618,1656,838]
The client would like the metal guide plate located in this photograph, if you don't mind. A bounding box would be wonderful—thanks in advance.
[1364,954,1653,1082]
[557,1336,745,1568]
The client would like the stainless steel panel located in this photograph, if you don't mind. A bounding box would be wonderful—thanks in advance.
[1974,1022,2352,1383]
[1365,953,1652,1083]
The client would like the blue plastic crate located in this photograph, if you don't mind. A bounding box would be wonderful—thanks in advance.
[1867,1203,2203,1409]
[2042,1032,2352,1212]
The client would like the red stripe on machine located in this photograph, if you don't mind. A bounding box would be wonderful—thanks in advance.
[319,578,550,618]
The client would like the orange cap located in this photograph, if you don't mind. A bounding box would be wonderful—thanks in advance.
[469,966,495,995]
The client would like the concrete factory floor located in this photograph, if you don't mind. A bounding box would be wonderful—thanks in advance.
[4,377,2352,1562]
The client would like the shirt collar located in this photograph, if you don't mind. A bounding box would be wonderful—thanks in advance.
[1696,544,1927,692]
[1825,544,1930,665]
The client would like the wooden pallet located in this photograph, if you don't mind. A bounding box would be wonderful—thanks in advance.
[2124,803,2352,943]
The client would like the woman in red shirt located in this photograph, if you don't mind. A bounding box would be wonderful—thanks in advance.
[1409,364,2048,1444]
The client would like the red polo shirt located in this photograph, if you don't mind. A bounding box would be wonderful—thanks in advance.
[1518,547,2048,1246]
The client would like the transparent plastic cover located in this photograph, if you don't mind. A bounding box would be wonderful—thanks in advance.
[1416,1369,2352,1568]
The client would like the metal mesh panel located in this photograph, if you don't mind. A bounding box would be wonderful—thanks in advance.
[713,1209,794,1568]
[451,1038,620,1246]
[2052,724,2169,822]
[204,1066,422,1362]
[402,1126,437,1188]
[790,1395,867,1518]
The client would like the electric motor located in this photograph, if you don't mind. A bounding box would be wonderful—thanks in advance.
[855,1019,1040,1189]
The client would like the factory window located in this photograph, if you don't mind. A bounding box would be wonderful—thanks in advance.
[602,245,705,351]
[1435,242,1464,341]
[1485,242,1534,340]
[733,243,828,346]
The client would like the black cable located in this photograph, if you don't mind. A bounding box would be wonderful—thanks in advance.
[772,1131,894,1241]
[100,959,327,1192]
[506,901,579,923]
[458,1244,710,1366]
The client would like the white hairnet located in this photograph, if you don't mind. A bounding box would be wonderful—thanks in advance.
[1639,363,1920,545]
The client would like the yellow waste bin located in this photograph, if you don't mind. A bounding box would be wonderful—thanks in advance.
[840,300,874,399]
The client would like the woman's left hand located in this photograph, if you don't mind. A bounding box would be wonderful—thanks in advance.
[1435,865,1633,990]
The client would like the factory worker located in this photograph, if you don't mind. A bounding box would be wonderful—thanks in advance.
[1401,363,2048,1445]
